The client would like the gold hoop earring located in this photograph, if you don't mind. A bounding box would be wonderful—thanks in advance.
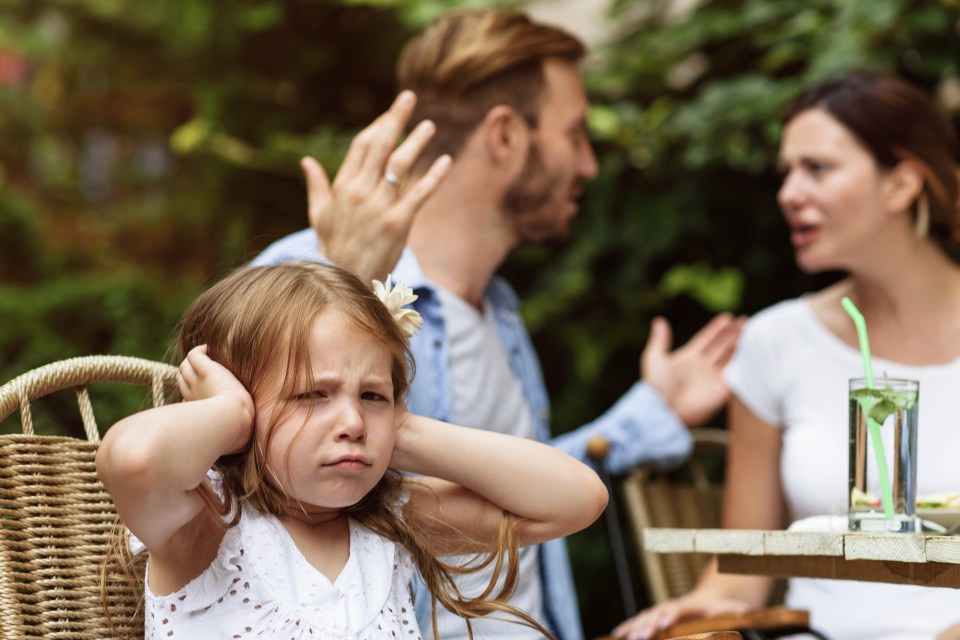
[915,192,930,239]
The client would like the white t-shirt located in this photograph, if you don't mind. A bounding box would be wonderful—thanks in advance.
[430,287,543,639]
[724,297,960,640]
[143,503,420,639]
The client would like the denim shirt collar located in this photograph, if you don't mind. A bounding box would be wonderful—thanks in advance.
[392,248,519,312]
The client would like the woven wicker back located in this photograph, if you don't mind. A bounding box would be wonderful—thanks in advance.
[0,355,178,639]
[622,428,727,603]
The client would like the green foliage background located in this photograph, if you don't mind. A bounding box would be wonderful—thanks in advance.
[1,0,958,633]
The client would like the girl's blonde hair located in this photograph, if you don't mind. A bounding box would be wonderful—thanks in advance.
[100,261,554,639]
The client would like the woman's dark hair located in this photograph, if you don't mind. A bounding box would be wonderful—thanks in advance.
[784,70,960,247]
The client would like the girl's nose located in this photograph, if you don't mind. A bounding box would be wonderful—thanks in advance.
[334,399,366,441]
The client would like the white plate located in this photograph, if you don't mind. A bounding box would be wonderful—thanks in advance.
[917,508,960,530]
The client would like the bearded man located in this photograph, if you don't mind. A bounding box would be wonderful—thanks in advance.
[253,10,742,639]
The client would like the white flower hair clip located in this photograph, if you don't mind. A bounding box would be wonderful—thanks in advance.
[372,274,423,340]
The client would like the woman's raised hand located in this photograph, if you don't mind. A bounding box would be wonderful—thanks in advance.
[304,90,452,283]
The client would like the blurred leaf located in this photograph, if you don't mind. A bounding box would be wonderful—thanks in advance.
[659,264,745,312]
[170,117,212,154]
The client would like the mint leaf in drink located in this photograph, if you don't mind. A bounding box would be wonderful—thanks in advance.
[866,398,898,425]
[851,386,918,425]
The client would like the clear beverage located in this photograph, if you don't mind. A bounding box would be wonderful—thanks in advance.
[848,378,919,533]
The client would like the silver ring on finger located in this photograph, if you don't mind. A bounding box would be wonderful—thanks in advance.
[383,169,403,188]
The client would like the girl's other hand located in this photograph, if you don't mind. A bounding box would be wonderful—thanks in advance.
[177,345,255,423]
[388,406,413,470]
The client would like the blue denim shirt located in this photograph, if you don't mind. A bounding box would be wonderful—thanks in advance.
[252,229,693,640]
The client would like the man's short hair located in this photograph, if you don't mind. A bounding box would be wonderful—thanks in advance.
[397,9,585,169]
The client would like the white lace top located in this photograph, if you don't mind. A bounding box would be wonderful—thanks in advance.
[143,503,421,639]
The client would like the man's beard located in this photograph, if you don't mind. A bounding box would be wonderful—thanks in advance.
[502,142,572,245]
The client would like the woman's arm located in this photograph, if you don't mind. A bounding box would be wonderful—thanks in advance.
[95,346,253,553]
[612,396,785,639]
[393,412,608,551]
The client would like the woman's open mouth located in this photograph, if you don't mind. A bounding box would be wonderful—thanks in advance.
[790,223,820,247]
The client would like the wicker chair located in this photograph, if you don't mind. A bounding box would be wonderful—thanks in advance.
[0,355,178,639]
[622,428,728,603]
[590,429,830,640]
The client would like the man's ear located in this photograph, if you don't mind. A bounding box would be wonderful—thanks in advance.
[884,160,925,216]
[480,105,529,170]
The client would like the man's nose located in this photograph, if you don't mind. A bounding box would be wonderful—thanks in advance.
[580,138,599,180]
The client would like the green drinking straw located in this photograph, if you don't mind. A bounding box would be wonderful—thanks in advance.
[840,296,895,520]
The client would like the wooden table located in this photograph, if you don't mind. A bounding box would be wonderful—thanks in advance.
[644,527,960,588]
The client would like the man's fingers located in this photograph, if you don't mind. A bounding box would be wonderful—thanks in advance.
[701,315,745,365]
[641,316,672,363]
[381,119,437,192]
[356,91,418,187]
[393,154,452,222]
[302,157,332,230]
[685,312,736,354]
[336,91,413,184]
[336,123,374,186]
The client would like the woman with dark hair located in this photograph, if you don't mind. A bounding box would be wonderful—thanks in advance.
[613,71,960,640]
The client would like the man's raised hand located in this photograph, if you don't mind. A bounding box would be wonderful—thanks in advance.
[641,313,746,427]
[305,90,452,283]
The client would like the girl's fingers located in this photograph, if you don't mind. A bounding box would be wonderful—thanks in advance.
[185,345,210,372]
[176,374,190,399]
[178,359,196,398]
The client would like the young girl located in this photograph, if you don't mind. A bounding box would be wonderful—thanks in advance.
[96,261,607,639]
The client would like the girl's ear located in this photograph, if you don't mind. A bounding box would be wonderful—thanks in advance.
[883,159,925,216]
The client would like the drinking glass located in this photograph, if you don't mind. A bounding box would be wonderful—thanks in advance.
[848,377,919,533]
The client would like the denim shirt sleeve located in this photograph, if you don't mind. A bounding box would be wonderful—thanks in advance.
[486,277,692,475]
[550,381,693,475]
